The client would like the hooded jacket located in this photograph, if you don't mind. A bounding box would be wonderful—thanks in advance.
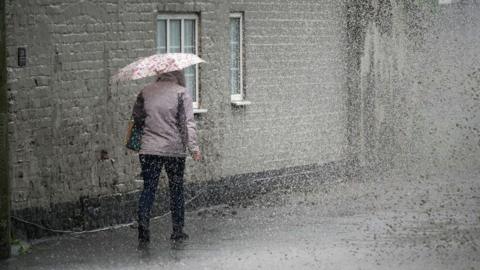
[131,76,199,157]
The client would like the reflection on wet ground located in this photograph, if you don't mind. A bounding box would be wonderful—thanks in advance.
[3,170,480,270]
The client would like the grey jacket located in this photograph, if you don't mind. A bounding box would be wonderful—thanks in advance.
[132,79,199,157]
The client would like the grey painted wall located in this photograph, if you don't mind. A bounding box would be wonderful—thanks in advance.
[5,0,349,214]
[358,0,480,174]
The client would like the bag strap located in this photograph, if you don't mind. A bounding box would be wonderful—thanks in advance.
[177,92,188,149]
[132,93,146,128]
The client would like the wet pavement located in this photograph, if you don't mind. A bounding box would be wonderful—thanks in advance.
[2,170,480,270]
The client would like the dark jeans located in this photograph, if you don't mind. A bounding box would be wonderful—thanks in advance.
[138,154,186,231]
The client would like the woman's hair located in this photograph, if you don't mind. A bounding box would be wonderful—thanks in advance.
[157,70,186,87]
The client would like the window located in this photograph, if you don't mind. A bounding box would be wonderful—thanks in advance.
[229,13,244,102]
[157,15,199,108]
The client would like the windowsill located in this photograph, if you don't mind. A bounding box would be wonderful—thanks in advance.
[231,100,252,106]
[439,0,459,4]
[193,108,208,114]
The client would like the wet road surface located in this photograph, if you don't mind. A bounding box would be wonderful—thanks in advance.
[2,170,480,270]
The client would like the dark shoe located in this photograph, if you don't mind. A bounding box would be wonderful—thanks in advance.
[170,231,189,241]
[137,239,150,250]
[138,226,150,243]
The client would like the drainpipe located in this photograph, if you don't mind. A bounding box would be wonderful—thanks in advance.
[344,1,369,177]
[0,0,10,260]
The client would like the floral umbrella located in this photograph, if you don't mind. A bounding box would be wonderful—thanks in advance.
[110,53,205,83]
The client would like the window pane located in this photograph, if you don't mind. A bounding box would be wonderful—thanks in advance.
[184,20,196,54]
[157,20,167,53]
[184,20,197,102]
[230,17,241,95]
[230,71,239,96]
[169,20,181,53]
[185,66,196,102]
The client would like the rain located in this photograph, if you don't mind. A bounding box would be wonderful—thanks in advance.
[0,0,479,269]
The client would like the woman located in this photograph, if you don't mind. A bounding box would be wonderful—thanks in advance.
[132,70,201,247]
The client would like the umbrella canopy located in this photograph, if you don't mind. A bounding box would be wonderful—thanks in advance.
[111,53,205,83]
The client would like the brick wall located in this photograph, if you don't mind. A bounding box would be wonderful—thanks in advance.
[222,1,348,176]
[6,0,349,231]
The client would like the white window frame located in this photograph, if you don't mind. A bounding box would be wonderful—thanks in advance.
[229,13,244,102]
[438,0,459,4]
[157,14,200,109]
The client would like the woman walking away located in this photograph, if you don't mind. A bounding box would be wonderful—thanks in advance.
[132,70,201,248]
